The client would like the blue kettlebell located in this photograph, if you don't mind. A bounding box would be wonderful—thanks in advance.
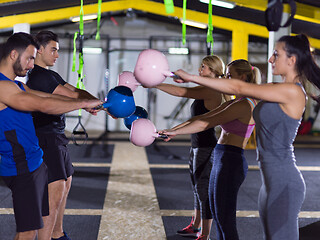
[124,106,148,130]
[102,86,136,118]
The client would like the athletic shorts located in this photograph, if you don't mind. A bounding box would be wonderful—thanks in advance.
[2,162,49,232]
[36,132,74,183]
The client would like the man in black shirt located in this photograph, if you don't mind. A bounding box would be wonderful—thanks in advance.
[27,31,99,240]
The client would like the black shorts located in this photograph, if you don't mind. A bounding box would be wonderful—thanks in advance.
[36,132,74,183]
[2,162,49,232]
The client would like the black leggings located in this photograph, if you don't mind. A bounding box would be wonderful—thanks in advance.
[190,147,214,219]
[209,144,247,240]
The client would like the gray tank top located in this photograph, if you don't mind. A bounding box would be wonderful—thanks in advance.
[253,96,302,164]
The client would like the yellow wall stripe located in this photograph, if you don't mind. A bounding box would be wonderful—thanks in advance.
[0,1,125,28]
[0,0,20,3]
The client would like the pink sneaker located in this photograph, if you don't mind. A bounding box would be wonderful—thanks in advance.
[176,219,200,237]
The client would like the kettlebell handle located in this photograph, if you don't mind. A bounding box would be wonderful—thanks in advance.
[162,71,181,79]
[94,101,112,110]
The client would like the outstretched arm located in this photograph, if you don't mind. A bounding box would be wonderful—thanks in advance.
[53,83,98,100]
[174,69,303,105]
[155,83,219,101]
[160,99,249,140]
[155,83,189,97]
[0,81,102,115]
[24,83,101,115]
[24,84,76,100]
[170,100,233,131]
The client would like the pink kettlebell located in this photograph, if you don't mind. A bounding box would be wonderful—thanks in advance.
[117,71,140,92]
[130,118,166,147]
[134,49,176,87]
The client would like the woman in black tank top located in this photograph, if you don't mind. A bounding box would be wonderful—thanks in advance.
[154,55,225,239]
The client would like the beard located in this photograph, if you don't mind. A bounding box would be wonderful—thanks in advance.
[13,57,26,77]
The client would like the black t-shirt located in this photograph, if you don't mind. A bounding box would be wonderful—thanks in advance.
[190,99,217,148]
[27,64,67,134]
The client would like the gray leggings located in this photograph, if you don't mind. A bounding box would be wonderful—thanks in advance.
[189,147,214,219]
[258,161,306,240]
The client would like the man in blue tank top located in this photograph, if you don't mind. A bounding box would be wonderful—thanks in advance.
[0,32,102,240]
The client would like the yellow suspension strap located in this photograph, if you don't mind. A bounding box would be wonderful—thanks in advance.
[72,0,88,145]
[207,0,214,55]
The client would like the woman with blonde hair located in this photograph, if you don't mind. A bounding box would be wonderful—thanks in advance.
[154,55,225,239]
[161,59,261,240]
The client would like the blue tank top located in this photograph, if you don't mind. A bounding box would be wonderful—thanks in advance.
[190,99,217,148]
[0,73,43,176]
[253,101,301,164]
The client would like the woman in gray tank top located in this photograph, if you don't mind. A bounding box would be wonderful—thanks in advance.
[170,34,320,240]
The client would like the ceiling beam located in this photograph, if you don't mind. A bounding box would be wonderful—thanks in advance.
[0,1,123,29]
[1,0,320,26]
[0,0,319,51]
[0,0,268,37]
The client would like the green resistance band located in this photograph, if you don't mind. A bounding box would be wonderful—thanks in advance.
[72,33,86,86]
[72,0,86,115]
[79,0,84,35]
[77,44,85,116]
[182,0,187,45]
[77,51,85,91]
[72,32,78,72]
[164,0,174,14]
[207,0,214,55]
[95,0,102,40]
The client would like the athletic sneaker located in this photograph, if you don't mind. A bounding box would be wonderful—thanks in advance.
[51,232,71,240]
[176,219,200,237]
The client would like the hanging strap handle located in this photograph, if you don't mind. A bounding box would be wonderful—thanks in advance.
[77,0,86,118]
[281,0,296,28]
[265,0,296,31]
[72,0,87,143]
[72,116,88,145]
[207,0,214,55]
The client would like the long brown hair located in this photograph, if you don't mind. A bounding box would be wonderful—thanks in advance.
[227,59,261,84]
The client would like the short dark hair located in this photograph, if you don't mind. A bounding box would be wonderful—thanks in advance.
[0,32,39,61]
[35,30,59,48]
